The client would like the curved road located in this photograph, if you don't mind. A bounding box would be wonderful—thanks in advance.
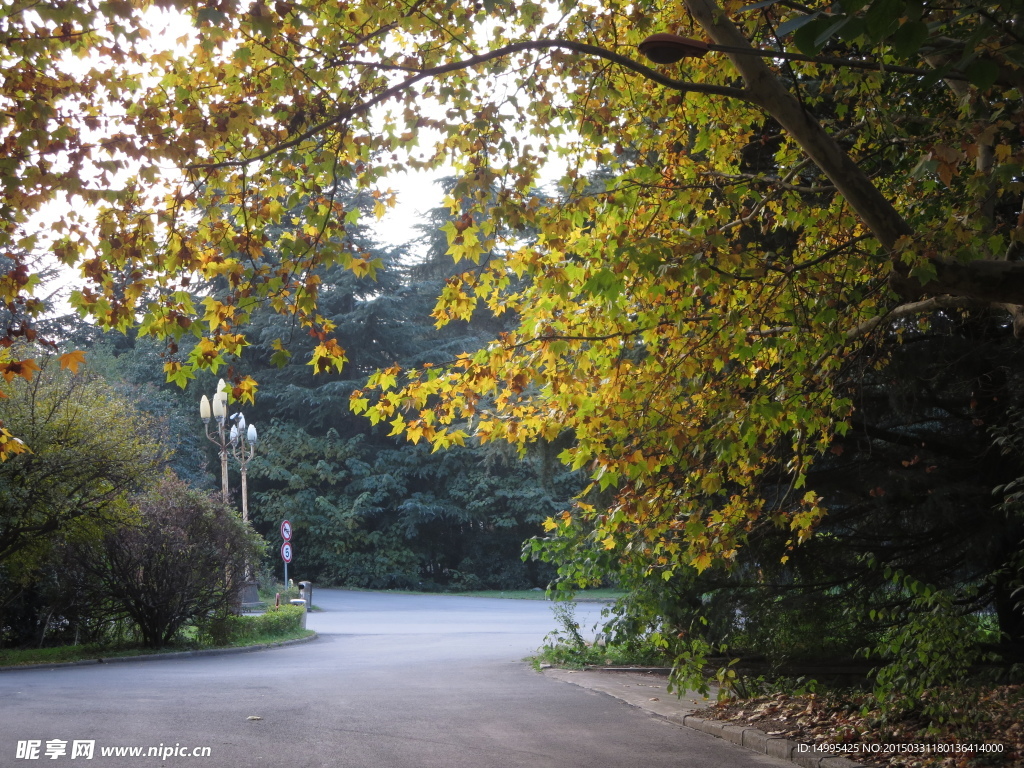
[2,590,788,767]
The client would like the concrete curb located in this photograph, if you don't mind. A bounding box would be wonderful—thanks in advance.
[0,631,318,672]
[664,712,862,768]
[542,668,864,768]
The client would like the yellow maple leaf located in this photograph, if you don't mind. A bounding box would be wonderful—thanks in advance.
[691,552,713,573]
[406,422,424,444]
[0,428,30,461]
[59,350,87,374]
[308,340,347,374]
[234,376,259,404]
[349,258,371,278]
[0,359,40,383]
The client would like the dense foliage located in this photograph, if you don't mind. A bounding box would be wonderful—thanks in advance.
[0,355,168,646]
[68,474,264,648]
[0,355,259,649]
[3,0,1024,718]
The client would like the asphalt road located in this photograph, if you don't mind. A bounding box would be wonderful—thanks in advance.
[1,590,789,767]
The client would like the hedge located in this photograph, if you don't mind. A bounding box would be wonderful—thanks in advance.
[201,604,306,646]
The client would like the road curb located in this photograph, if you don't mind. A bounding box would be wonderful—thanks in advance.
[665,712,862,768]
[0,631,318,672]
[542,668,864,768]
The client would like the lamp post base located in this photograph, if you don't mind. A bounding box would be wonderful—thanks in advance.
[238,580,261,612]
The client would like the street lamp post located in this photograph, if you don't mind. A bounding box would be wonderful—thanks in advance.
[229,413,258,524]
[199,381,261,607]
[199,379,231,505]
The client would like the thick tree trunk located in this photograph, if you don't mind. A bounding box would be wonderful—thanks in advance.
[683,0,1024,307]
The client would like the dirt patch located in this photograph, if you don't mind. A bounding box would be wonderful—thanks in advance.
[695,686,1024,768]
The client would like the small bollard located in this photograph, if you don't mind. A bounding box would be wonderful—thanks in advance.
[298,581,312,611]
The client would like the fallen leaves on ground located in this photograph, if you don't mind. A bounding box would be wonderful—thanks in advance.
[694,685,1023,767]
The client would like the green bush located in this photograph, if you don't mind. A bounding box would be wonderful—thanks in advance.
[63,475,266,648]
[199,605,306,647]
[864,572,985,727]
[531,600,671,670]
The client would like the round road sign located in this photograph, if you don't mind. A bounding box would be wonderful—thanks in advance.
[281,541,293,564]
[280,520,292,541]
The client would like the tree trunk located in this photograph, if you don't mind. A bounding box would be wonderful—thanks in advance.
[683,0,1024,307]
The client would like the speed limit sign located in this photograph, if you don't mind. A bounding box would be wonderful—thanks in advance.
[281,541,293,564]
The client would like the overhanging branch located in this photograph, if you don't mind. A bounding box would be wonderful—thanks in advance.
[846,296,983,340]
[684,0,1024,308]
[187,39,752,172]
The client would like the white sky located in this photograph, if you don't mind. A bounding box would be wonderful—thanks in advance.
[32,3,588,315]
[370,168,447,248]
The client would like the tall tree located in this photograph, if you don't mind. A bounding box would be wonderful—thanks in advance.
[69,474,264,648]
[4,0,1024,631]
[0,352,167,646]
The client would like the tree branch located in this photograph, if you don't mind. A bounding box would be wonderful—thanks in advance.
[510,321,689,350]
[845,296,983,340]
[684,0,913,251]
[684,0,1024,308]
[187,39,752,172]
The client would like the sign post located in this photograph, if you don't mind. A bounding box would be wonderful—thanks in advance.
[280,520,292,588]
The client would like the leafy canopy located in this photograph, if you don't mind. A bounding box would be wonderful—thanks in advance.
[0,353,165,575]
[2,0,1023,577]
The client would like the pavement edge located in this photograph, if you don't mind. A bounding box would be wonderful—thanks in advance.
[670,712,863,768]
[0,632,318,672]
[542,668,863,768]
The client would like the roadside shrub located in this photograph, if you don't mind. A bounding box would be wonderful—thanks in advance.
[200,604,305,646]
[69,474,266,648]
[0,356,166,649]
[253,604,305,636]
[532,600,672,671]
[864,572,985,727]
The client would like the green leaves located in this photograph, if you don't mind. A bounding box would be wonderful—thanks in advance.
[792,16,851,55]
[863,0,903,40]
[890,19,928,58]
[965,58,1001,90]
[779,0,952,60]
[1,0,1023,653]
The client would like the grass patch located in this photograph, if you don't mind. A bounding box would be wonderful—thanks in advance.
[0,606,312,668]
[0,643,187,667]
[527,600,670,670]
[530,640,671,670]
[445,589,550,599]
[363,587,624,601]
[553,588,623,602]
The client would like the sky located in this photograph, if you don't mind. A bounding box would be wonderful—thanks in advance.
[369,169,447,249]
[31,2,584,319]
